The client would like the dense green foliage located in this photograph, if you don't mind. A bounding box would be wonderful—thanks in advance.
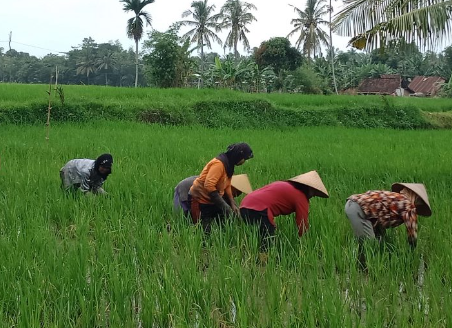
[1,121,451,326]
[2,36,452,94]
[254,37,302,73]
[143,28,194,88]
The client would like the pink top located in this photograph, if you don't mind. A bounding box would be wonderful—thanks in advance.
[240,181,310,236]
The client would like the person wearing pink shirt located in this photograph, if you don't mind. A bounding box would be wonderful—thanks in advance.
[240,170,329,252]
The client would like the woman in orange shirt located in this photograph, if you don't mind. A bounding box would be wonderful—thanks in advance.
[189,143,253,233]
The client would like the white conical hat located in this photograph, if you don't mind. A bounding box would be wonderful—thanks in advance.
[391,183,432,216]
[287,170,329,198]
[231,174,253,194]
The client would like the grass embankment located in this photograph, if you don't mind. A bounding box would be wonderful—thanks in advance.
[1,122,451,326]
[1,84,451,128]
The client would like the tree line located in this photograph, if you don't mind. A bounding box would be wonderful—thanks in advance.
[0,0,451,95]
[1,34,452,94]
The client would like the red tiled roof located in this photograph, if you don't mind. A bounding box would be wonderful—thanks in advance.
[408,76,445,95]
[358,75,401,94]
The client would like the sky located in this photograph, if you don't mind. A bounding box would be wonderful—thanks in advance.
[0,0,352,58]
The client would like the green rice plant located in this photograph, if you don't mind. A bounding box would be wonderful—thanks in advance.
[0,121,451,326]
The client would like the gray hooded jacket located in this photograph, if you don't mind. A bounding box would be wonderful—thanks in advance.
[60,159,106,194]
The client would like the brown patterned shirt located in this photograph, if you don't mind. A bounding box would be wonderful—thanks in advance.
[348,191,417,246]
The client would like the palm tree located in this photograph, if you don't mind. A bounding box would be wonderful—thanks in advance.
[180,0,222,86]
[120,0,155,88]
[76,58,97,85]
[328,1,338,94]
[219,0,257,60]
[287,0,330,59]
[333,0,452,51]
[97,52,117,86]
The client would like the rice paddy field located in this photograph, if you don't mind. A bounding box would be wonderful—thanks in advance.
[0,119,451,327]
[2,83,452,113]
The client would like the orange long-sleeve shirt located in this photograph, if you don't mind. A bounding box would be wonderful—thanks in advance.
[189,158,232,204]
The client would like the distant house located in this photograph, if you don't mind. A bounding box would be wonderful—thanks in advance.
[357,75,408,96]
[408,76,445,97]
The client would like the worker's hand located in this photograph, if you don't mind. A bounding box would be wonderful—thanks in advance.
[209,191,232,215]
[231,204,240,217]
[96,188,108,195]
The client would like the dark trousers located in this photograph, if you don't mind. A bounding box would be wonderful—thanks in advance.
[240,208,275,252]
[199,203,227,234]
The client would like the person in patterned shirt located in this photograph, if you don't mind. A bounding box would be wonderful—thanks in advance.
[345,183,432,249]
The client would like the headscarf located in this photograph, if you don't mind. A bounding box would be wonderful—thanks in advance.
[94,153,113,178]
[216,143,253,178]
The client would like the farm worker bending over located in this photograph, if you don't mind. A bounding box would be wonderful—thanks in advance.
[189,143,254,233]
[60,153,113,195]
[174,174,253,218]
[345,183,432,249]
[240,170,329,252]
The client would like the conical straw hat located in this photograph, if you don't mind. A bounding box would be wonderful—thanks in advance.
[391,183,432,216]
[231,174,253,194]
[287,170,329,198]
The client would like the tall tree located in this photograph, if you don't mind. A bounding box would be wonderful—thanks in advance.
[328,1,338,94]
[143,26,196,88]
[75,38,98,84]
[287,0,330,59]
[254,37,302,74]
[76,57,97,84]
[97,52,117,86]
[120,0,155,88]
[333,0,452,51]
[180,0,222,86]
[219,0,257,60]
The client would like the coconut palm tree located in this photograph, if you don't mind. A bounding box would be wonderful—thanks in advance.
[180,0,222,86]
[96,52,117,86]
[120,0,155,88]
[219,0,257,60]
[333,0,452,51]
[328,1,338,94]
[76,58,97,85]
[287,0,330,59]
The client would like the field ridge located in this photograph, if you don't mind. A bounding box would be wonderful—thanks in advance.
[1,84,451,129]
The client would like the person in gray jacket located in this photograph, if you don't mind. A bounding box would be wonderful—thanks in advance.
[60,153,113,194]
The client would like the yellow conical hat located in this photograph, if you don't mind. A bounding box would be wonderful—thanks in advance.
[287,170,329,198]
[231,174,253,194]
[391,183,431,216]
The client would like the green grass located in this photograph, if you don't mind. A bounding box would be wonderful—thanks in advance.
[1,121,451,327]
[1,83,452,112]
[0,84,444,129]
